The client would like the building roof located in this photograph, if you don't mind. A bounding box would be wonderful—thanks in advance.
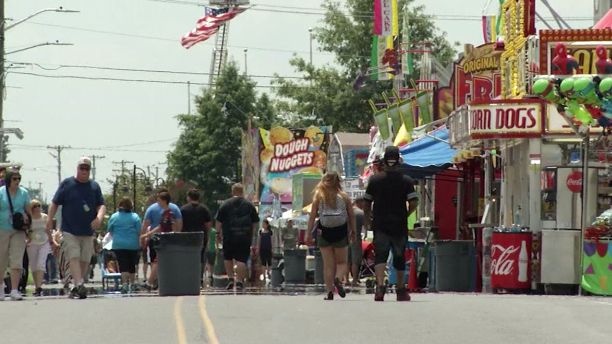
[334,132,369,148]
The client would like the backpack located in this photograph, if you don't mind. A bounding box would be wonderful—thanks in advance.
[318,194,348,228]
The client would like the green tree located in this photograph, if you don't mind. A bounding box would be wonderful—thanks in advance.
[273,0,457,132]
[166,62,276,211]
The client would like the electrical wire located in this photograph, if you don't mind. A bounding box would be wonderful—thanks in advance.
[10,71,303,88]
[7,60,306,79]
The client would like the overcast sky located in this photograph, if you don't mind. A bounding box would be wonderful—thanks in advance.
[5,0,595,203]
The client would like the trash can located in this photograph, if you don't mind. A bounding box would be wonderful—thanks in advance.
[313,249,324,285]
[430,240,476,292]
[283,248,307,284]
[153,232,204,296]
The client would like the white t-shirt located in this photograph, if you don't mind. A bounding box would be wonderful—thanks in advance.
[30,213,49,245]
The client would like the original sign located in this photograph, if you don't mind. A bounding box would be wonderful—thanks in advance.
[468,102,543,138]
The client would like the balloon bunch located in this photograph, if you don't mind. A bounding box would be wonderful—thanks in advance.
[532,76,612,128]
[533,43,612,129]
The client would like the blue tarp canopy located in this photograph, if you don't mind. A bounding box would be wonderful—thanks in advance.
[397,126,457,179]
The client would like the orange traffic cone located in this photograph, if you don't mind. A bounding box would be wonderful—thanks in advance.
[407,249,420,292]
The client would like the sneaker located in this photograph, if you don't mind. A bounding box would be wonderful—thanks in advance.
[334,278,346,298]
[9,289,23,301]
[235,281,244,291]
[77,284,88,299]
[33,287,43,297]
[120,284,129,294]
[374,285,387,302]
[69,286,79,299]
[323,291,334,300]
[225,279,235,290]
[396,288,411,301]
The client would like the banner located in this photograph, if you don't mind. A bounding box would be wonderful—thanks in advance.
[259,126,331,204]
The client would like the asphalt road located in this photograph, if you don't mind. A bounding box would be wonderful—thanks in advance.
[1,290,612,344]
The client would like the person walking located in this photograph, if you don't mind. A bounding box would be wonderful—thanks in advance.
[107,197,142,293]
[26,199,53,296]
[215,183,259,291]
[363,146,418,302]
[46,157,106,299]
[305,172,355,301]
[180,189,212,287]
[0,169,32,301]
[348,196,366,286]
[140,190,182,290]
[256,219,273,283]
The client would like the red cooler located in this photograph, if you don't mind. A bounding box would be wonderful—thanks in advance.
[490,232,532,290]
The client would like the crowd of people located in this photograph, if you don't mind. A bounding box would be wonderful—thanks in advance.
[1,145,418,302]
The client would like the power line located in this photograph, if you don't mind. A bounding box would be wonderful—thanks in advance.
[141,0,593,21]
[7,60,306,79]
[10,71,307,89]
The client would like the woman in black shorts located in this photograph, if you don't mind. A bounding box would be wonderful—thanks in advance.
[107,197,142,293]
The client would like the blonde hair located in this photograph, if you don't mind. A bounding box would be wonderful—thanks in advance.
[313,172,346,209]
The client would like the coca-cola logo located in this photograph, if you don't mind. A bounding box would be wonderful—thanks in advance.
[566,171,582,193]
[491,244,519,276]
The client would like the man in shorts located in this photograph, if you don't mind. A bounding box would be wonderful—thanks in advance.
[215,183,259,291]
[180,189,212,287]
[364,146,418,302]
[46,157,105,299]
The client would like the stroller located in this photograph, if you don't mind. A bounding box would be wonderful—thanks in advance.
[358,241,376,282]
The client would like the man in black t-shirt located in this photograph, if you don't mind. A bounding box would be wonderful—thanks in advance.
[180,189,212,286]
[215,183,259,291]
[364,146,418,302]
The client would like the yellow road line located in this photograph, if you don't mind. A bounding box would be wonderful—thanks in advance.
[174,297,187,344]
[198,295,220,344]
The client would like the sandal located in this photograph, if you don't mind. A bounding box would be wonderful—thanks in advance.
[334,278,346,298]
[324,291,334,300]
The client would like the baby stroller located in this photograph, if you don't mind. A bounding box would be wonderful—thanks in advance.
[358,241,376,284]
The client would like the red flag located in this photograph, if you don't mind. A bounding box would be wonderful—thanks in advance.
[181,7,246,49]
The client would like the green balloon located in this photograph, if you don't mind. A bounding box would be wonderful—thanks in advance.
[560,78,575,94]
[533,79,551,95]
[599,77,612,95]
[573,77,591,92]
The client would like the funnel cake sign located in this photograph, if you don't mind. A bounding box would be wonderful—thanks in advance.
[467,100,544,139]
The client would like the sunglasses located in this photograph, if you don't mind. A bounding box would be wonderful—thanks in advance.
[79,165,91,171]
[12,177,21,181]
[32,204,41,209]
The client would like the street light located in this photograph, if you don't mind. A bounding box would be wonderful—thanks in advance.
[5,7,80,31]
[308,27,313,65]
[6,41,73,55]
[0,6,78,163]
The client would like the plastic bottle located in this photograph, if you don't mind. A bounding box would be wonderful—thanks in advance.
[518,240,528,283]
[514,206,521,226]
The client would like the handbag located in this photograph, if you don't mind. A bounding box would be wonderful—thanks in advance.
[6,188,29,231]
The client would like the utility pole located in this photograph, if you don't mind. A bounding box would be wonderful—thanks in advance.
[90,154,105,180]
[47,145,70,185]
[0,1,6,162]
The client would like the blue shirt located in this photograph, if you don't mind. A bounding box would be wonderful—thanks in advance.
[0,186,31,231]
[52,177,104,236]
[144,203,182,229]
[108,210,142,250]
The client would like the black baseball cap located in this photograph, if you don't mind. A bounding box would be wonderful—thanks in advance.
[383,146,400,166]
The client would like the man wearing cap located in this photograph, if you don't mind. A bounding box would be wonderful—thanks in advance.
[363,146,418,302]
[46,157,105,299]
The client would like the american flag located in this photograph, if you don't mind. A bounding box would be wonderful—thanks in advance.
[180,7,246,49]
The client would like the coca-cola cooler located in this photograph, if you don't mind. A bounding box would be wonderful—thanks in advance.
[490,232,532,291]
